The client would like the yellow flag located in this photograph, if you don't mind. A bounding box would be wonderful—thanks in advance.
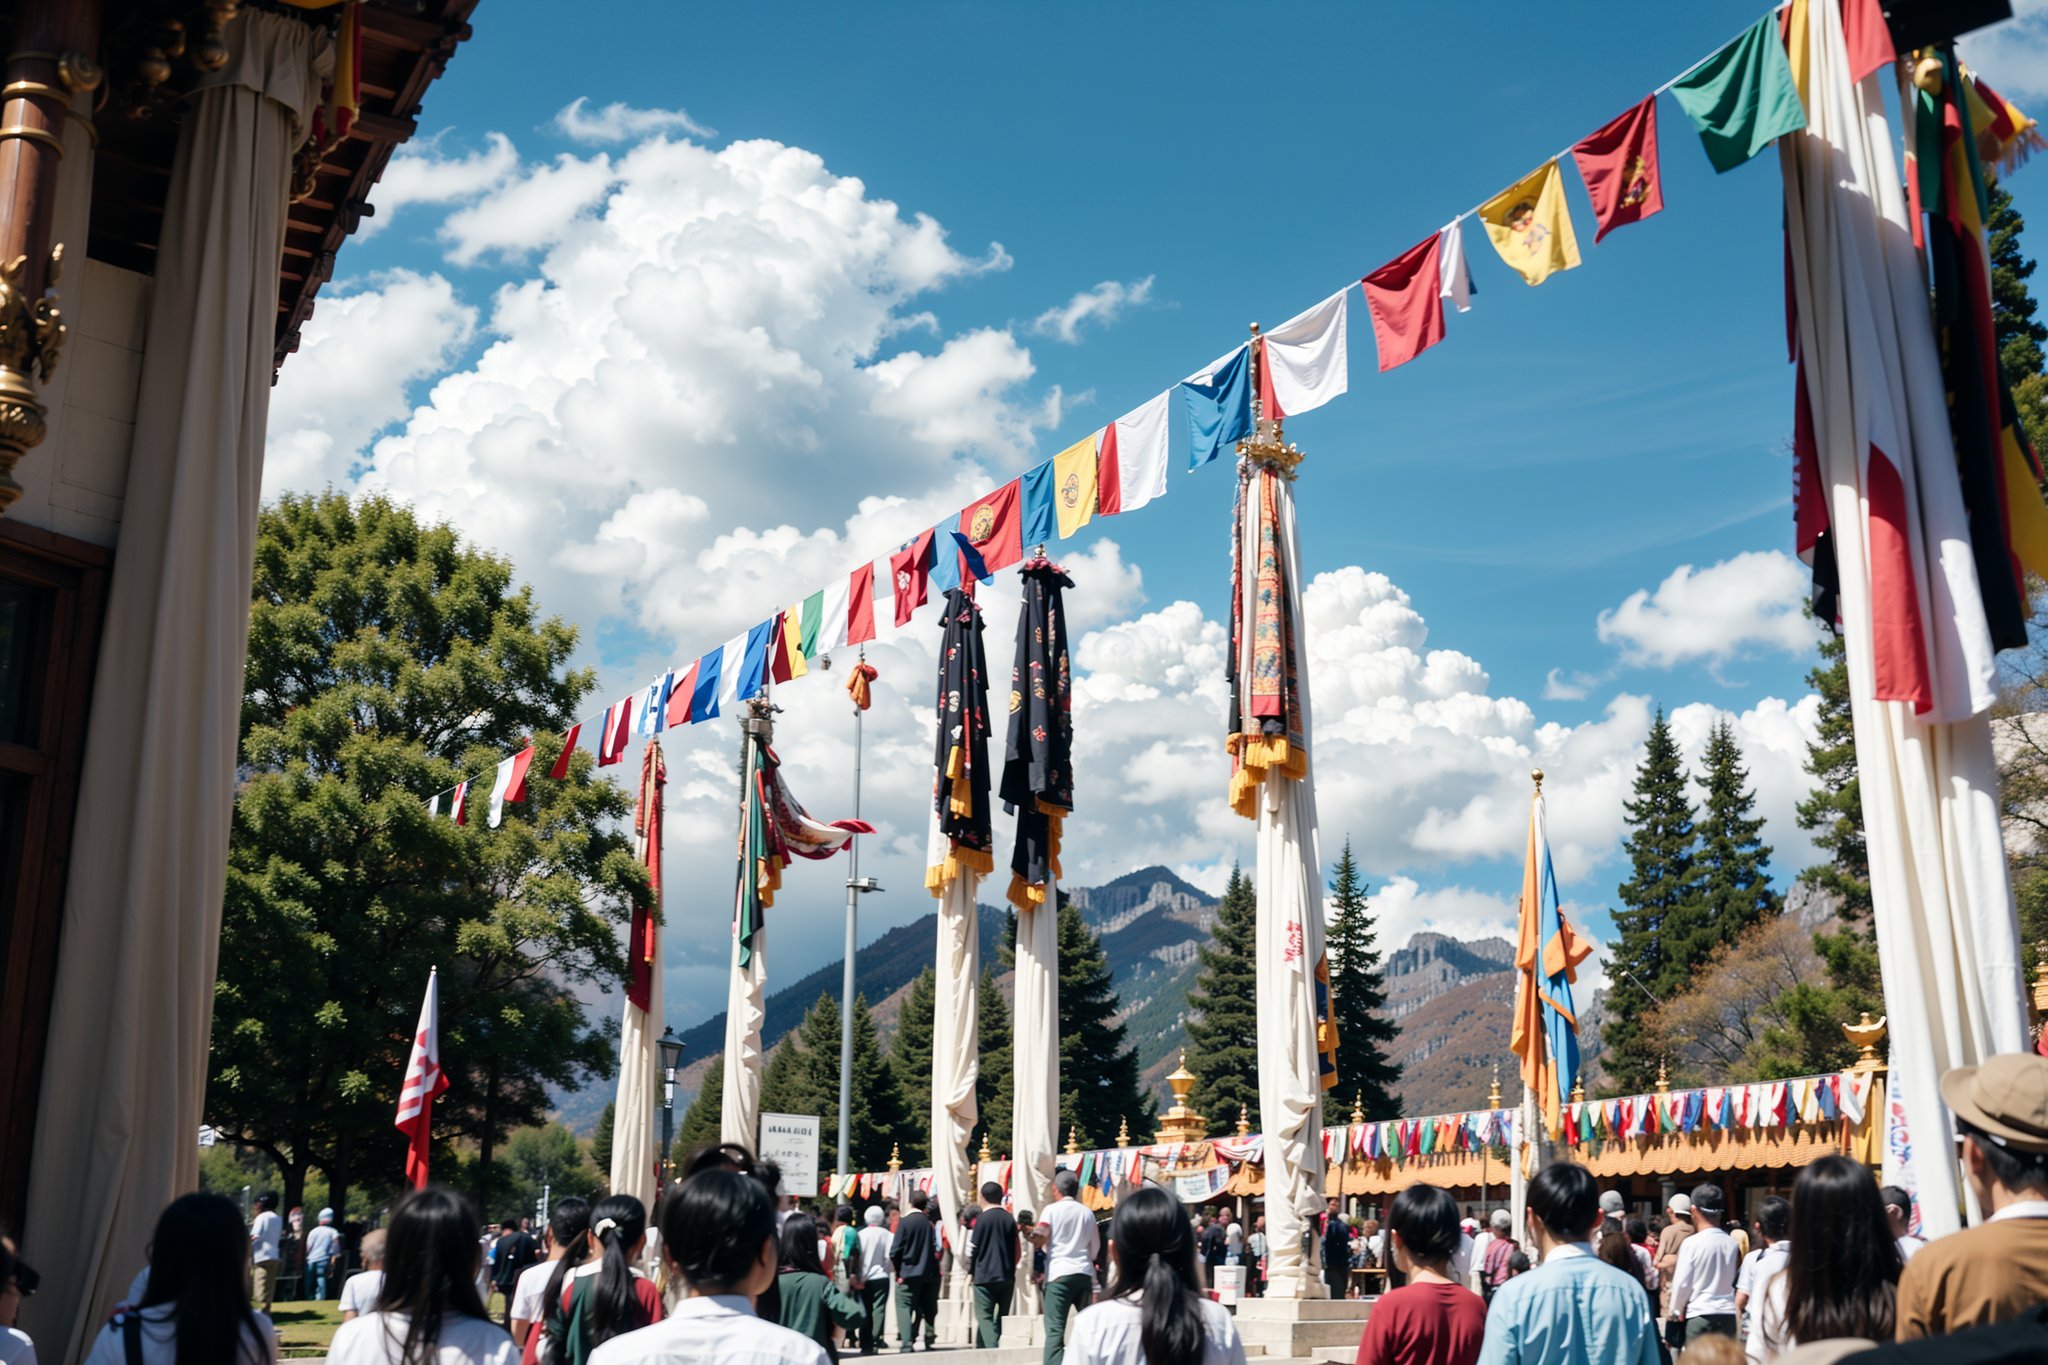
[1052,434,1098,539]
[1480,161,1581,286]
[781,606,807,679]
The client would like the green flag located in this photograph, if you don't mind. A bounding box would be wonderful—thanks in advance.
[1670,14,1807,173]
[799,590,824,658]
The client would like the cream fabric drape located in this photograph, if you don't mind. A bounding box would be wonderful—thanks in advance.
[1779,0,2026,1235]
[1010,892,1057,1317]
[1246,472,1328,1299]
[720,920,767,1149]
[610,915,663,1207]
[928,807,980,1340]
[20,13,324,1361]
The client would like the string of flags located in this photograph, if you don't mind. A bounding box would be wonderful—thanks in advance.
[421,0,2040,813]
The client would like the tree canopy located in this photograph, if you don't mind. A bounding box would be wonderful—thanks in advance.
[1324,842,1402,1123]
[1186,865,1259,1136]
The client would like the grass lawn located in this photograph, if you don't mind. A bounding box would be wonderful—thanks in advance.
[269,1300,341,1358]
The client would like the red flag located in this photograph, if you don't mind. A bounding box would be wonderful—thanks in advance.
[547,724,582,781]
[487,745,534,828]
[1360,234,1447,372]
[1841,0,1894,84]
[667,661,698,728]
[394,968,450,1190]
[1571,97,1664,243]
[890,530,933,628]
[1095,422,1123,516]
[957,480,1023,578]
[598,697,633,766]
[450,780,469,826]
[847,563,876,645]
[627,742,664,1011]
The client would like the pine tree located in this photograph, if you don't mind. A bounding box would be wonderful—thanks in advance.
[1690,719,1783,959]
[1186,866,1260,1136]
[674,1054,723,1163]
[591,1102,615,1182]
[1989,183,2048,457]
[1606,708,1704,1093]
[1795,632,1870,921]
[1322,841,1402,1124]
[889,968,937,1166]
[976,971,1014,1159]
[1055,894,1153,1147]
[842,994,909,1172]
[759,1017,826,1137]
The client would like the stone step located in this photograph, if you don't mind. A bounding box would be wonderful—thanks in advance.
[1233,1297,1376,1322]
[1234,1318,1370,1352]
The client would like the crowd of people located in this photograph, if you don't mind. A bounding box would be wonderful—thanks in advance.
[2,1053,2043,1365]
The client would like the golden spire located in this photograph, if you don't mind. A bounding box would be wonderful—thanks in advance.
[1240,322,1305,477]
[1157,1052,1208,1144]
[1844,1012,1889,1073]
[1532,768,1545,791]
[1488,1062,1503,1111]
[1571,1077,1586,1104]
[1236,1104,1252,1139]
[887,1143,902,1173]
[1116,1117,1131,1148]
[1350,1092,1365,1126]
[1656,1059,1670,1094]
[978,1131,993,1164]
[1065,1125,1080,1156]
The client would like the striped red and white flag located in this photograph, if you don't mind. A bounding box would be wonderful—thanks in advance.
[394,968,450,1189]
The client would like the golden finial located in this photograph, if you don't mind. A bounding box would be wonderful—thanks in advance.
[1488,1062,1503,1111]
[1656,1059,1670,1094]
[1116,1117,1131,1148]
[978,1131,993,1164]
[1236,1104,1252,1139]
[1350,1092,1366,1126]
[887,1143,902,1173]
[1065,1125,1080,1156]
[1844,1012,1889,1072]
[1532,768,1545,790]
[1157,1052,1208,1144]
[1571,1077,1586,1104]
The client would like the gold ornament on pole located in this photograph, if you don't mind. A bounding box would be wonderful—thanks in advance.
[1655,1059,1670,1094]
[1065,1126,1080,1156]
[1116,1117,1130,1148]
[1488,1062,1503,1112]
[1236,1105,1252,1139]
[978,1132,993,1164]
[1844,1013,1889,1072]
[887,1143,903,1174]
[1156,1051,1208,1144]
[1350,1092,1365,1126]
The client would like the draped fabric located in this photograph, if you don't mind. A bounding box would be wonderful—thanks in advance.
[1779,0,2026,1236]
[1001,563,1069,1244]
[927,588,995,889]
[20,13,326,1357]
[1233,457,1335,1297]
[611,742,665,1208]
[1509,790,1592,1137]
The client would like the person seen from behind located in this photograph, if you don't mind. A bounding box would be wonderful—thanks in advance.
[1879,1187,1923,1264]
[968,1182,1019,1349]
[306,1209,343,1303]
[1064,1184,1245,1365]
[1036,1171,1098,1365]
[325,1187,514,1365]
[84,1192,276,1365]
[491,1219,538,1329]
[1668,1183,1739,1347]
[1354,1183,1485,1365]
[248,1193,284,1315]
[1481,1211,1516,1302]
[1476,1162,1658,1365]
[540,1195,661,1365]
[888,1190,940,1354]
[585,1168,827,1365]
[1654,1194,1692,1321]
[830,1209,860,1294]
[510,1198,588,1354]
[854,1207,892,1354]
[1895,1052,2048,1338]
[342,1230,389,1323]
[776,1214,866,1360]
[1733,1197,1788,1332]
[1747,1155,1900,1361]
[0,1233,37,1365]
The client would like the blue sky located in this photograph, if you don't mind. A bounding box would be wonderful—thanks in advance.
[271,1,2048,1034]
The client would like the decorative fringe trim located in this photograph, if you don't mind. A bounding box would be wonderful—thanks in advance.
[1224,733,1309,820]
[926,844,995,896]
[1006,875,1046,913]
[945,744,975,819]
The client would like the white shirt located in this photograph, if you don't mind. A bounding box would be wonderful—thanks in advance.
[510,1260,556,1323]
[1669,1224,1740,1319]
[1450,1231,1474,1286]
[306,1225,342,1262]
[1986,1198,2048,1222]
[250,1210,283,1263]
[82,1305,276,1365]
[340,1270,386,1319]
[1747,1261,1792,1362]
[327,1312,517,1365]
[0,1326,36,1365]
[587,1294,829,1365]
[856,1227,893,1283]
[1041,1199,1099,1280]
[1895,1235,1924,1261]
[124,1267,150,1307]
[1736,1243,1785,1300]
[1067,1295,1247,1365]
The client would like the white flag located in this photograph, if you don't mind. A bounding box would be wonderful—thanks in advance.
[1263,288,1349,418]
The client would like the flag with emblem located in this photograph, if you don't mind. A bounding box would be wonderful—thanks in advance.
[1051,435,1098,539]
[1571,97,1664,241]
[1480,161,1581,286]
[891,531,934,628]
[958,480,1023,581]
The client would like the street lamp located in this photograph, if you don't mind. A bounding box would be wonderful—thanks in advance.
[657,1026,684,1194]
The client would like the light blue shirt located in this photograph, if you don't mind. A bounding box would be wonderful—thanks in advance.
[1477,1241,1660,1365]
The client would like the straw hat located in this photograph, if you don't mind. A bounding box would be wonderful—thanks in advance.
[1940,1053,2048,1155]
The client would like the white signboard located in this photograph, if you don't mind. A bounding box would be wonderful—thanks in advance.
[1213,1265,1244,1306]
[760,1112,821,1197]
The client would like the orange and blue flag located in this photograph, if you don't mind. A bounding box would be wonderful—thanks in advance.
[1509,783,1593,1135]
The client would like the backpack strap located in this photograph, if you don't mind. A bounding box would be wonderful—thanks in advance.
[120,1312,145,1365]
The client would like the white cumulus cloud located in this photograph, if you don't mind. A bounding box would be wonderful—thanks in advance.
[1597,550,1817,669]
[362,132,519,238]
[1032,276,1155,343]
[554,97,716,143]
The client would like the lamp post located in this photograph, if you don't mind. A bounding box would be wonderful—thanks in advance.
[838,660,883,1180]
[657,1026,684,1194]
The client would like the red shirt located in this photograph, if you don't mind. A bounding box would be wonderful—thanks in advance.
[1355,1280,1486,1365]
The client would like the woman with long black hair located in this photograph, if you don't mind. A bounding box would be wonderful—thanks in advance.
[326,1187,514,1365]
[1748,1154,1904,1360]
[541,1195,662,1365]
[1066,1184,1245,1365]
[773,1214,867,1360]
[83,1194,277,1365]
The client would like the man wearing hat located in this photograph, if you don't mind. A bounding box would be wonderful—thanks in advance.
[1668,1183,1739,1345]
[303,1207,341,1302]
[1653,1192,1693,1319]
[1896,1052,2048,1338]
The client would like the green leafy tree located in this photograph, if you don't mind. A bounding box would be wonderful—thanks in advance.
[1323,842,1402,1124]
[1691,719,1783,952]
[1054,893,1152,1147]
[1606,708,1704,1093]
[1795,633,1871,921]
[1989,183,2048,456]
[1185,866,1259,1137]
[501,1122,599,1220]
[889,968,937,1166]
[591,1101,616,1181]
[674,1056,723,1164]
[208,494,643,1216]
[1754,927,1883,1077]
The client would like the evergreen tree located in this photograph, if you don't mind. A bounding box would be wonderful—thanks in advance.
[759,1029,824,1129]
[1691,719,1783,956]
[591,1102,615,1182]
[674,1055,723,1162]
[1605,708,1704,1093]
[1989,183,2048,456]
[1055,894,1153,1147]
[1322,842,1402,1124]
[1186,866,1260,1136]
[889,968,937,1166]
[976,971,1014,1159]
[747,989,909,1174]
[1795,632,1871,921]
[842,994,910,1172]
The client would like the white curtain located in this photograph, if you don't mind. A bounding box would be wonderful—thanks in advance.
[1779,0,2027,1234]
[20,13,324,1360]
[1010,893,1058,1316]
[720,921,767,1150]
[609,940,662,1208]
[928,809,980,1340]
[1247,470,1328,1298]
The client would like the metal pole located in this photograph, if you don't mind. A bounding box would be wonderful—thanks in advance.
[660,1070,676,1196]
[837,697,864,1179]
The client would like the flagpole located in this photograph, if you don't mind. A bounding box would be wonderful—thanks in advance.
[836,652,865,1181]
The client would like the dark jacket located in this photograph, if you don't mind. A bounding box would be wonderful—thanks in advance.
[890,1211,938,1279]
[970,1208,1018,1286]
[777,1269,868,1361]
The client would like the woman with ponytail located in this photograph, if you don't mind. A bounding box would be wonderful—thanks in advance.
[1066,1184,1245,1365]
[542,1196,663,1365]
